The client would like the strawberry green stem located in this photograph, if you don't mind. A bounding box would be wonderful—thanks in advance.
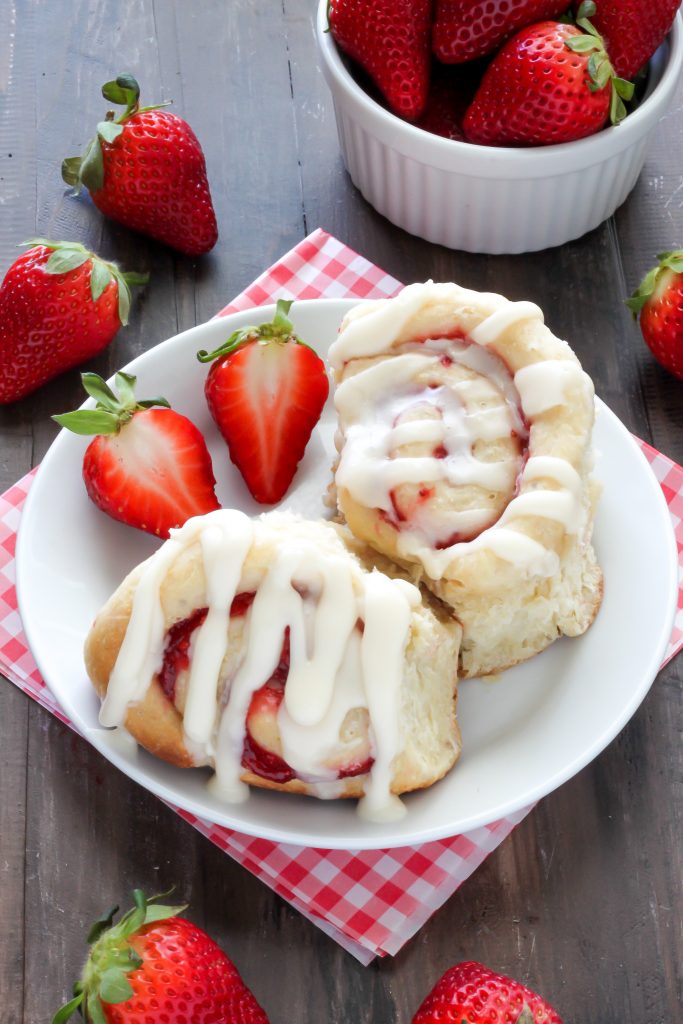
[197,298,315,362]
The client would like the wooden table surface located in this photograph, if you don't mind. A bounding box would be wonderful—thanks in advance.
[2,2,682,1021]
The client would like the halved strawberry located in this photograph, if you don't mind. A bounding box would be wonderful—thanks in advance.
[198,300,329,504]
[54,371,220,538]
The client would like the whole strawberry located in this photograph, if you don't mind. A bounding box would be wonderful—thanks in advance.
[0,240,146,404]
[198,300,329,504]
[433,0,571,64]
[52,890,270,1024]
[328,0,433,120]
[415,65,483,141]
[63,73,218,256]
[626,250,683,379]
[463,2,634,146]
[575,0,681,79]
[412,961,563,1024]
[54,372,220,538]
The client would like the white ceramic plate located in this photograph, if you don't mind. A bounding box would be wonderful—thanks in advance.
[16,299,678,849]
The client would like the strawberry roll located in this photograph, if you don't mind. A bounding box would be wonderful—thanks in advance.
[329,282,603,678]
[85,510,461,821]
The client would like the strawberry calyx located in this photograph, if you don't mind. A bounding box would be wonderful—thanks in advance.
[52,889,187,1024]
[53,371,171,436]
[626,249,683,317]
[62,73,171,195]
[564,1,634,124]
[197,298,313,363]
[517,1007,535,1024]
[22,238,148,326]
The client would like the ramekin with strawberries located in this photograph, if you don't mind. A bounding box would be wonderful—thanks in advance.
[317,0,683,253]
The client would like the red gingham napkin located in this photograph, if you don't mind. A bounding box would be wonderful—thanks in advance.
[2,229,682,964]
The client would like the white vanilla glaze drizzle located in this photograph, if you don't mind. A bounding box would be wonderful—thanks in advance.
[332,282,594,581]
[101,509,422,821]
[514,360,591,416]
[469,301,543,346]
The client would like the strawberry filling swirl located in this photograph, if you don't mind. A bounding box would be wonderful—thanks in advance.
[336,332,529,553]
[159,596,373,784]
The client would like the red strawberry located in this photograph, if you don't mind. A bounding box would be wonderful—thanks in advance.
[463,3,634,146]
[63,73,217,256]
[328,0,433,120]
[415,65,480,140]
[433,0,571,64]
[575,0,681,79]
[0,240,146,404]
[413,961,563,1024]
[52,890,270,1024]
[626,250,683,379]
[54,372,220,538]
[198,300,329,505]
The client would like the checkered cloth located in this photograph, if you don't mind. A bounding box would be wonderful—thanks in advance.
[2,229,682,964]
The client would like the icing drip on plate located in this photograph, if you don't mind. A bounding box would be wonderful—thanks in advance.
[100,510,421,822]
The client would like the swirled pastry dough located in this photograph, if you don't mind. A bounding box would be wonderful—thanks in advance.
[330,282,603,677]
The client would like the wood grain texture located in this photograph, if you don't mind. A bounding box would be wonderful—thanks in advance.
[1,1,682,1021]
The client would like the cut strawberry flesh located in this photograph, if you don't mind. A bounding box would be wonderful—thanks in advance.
[205,340,329,505]
[84,407,220,538]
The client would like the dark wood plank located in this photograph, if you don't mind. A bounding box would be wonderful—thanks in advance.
[1,1,682,1022]
[0,3,40,1018]
[0,684,28,1024]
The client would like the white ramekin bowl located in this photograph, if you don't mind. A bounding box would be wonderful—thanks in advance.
[317,4,683,254]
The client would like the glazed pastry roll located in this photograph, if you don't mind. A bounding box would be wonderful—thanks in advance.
[85,510,461,821]
[329,282,603,678]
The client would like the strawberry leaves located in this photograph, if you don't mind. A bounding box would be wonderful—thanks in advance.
[197,298,312,363]
[626,250,683,316]
[21,239,148,324]
[565,0,634,123]
[52,891,187,1024]
[62,73,168,197]
[101,73,141,114]
[53,371,171,436]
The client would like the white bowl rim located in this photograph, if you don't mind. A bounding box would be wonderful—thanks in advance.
[317,2,683,175]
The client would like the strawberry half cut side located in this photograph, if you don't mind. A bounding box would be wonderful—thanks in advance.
[198,300,330,505]
[54,371,220,538]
